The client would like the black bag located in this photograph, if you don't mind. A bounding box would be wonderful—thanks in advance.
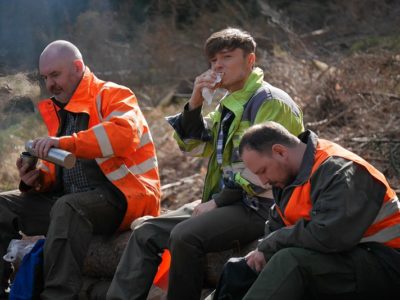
[214,257,258,300]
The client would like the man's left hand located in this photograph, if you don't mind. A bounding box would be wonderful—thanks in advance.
[192,199,217,217]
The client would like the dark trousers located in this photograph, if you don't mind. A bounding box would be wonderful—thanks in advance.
[0,187,125,300]
[241,247,400,300]
[107,200,270,300]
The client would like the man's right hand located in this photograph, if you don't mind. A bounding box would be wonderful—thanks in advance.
[16,157,40,187]
[192,199,217,217]
[189,70,221,110]
[245,249,267,273]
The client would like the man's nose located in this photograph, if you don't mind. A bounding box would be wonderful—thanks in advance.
[212,59,223,71]
[45,78,54,91]
[259,175,269,186]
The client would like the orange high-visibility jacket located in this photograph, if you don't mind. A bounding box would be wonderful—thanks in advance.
[36,68,161,230]
[278,139,400,249]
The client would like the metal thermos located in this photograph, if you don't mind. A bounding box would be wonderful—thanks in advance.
[25,140,76,169]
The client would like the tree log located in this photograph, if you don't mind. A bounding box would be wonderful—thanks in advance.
[81,231,258,299]
[82,231,132,278]
[83,231,257,283]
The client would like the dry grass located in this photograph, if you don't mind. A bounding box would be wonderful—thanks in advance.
[0,115,46,191]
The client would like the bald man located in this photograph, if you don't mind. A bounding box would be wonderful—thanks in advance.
[0,40,160,299]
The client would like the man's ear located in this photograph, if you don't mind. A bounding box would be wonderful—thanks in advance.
[247,53,256,68]
[73,59,84,73]
[271,144,288,159]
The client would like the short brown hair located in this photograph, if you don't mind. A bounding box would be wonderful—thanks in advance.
[239,122,299,156]
[204,27,256,59]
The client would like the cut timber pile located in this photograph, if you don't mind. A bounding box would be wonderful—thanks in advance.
[80,227,258,299]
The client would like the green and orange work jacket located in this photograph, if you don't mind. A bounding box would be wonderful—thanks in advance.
[279,138,399,248]
[258,130,399,259]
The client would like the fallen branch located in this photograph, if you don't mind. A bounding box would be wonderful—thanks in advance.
[161,173,202,191]
[345,137,400,143]
[307,105,353,131]
[305,119,328,127]
[359,92,400,101]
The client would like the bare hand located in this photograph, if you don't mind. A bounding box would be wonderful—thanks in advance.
[31,137,60,159]
[16,157,40,187]
[245,249,266,273]
[192,199,217,217]
[189,70,222,110]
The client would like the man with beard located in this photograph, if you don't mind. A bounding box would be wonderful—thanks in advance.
[0,40,160,299]
[211,121,400,300]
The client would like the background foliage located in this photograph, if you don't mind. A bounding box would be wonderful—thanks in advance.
[0,0,399,195]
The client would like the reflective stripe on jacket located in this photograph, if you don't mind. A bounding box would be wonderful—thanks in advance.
[36,68,161,230]
[278,139,400,248]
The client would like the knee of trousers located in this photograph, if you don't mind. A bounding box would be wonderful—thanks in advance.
[48,196,92,239]
[50,193,93,219]
[133,221,167,253]
[169,221,202,252]
[49,196,76,220]
[268,247,313,271]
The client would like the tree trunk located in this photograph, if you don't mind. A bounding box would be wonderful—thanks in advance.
[80,231,258,299]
